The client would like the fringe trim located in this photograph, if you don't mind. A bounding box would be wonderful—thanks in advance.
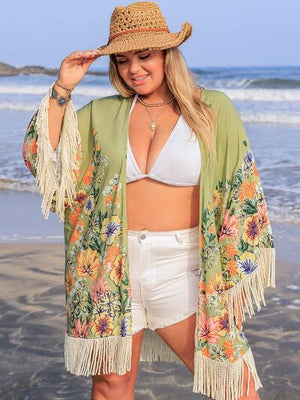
[226,247,276,330]
[35,83,81,221]
[193,347,263,400]
[64,333,132,376]
[140,328,184,364]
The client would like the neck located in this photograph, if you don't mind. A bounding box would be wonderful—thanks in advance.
[138,84,173,104]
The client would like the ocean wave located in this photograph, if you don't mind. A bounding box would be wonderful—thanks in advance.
[225,88,300,102]
[1,83,300,104]
[1,100,299,124]
[0,233,64,243]
[192,70,300,89]
[268,206,300,227]
[0,84,116,97]
[0,84,53,94]
[240,111,300,125]
[213,77,300,89]
[0,178,38,193]
[247,77,300,89]
[0,102,38,111]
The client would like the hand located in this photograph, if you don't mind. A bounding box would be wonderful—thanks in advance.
[56,49,101,90]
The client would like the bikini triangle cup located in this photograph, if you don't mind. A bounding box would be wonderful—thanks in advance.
[126,94,201,186]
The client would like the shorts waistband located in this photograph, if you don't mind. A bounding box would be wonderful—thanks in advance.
[127,224,199,237]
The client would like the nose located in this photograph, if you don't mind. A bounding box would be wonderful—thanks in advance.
[128,59,142,75]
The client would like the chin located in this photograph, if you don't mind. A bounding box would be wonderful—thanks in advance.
[132,86,157,96]
[133,88,151,95]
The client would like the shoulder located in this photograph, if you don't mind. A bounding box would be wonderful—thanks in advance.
[77,94,124,113]
[91,94,126,108]
[200,88,236,116]
[201,88,247,151]
[202,88,244,129]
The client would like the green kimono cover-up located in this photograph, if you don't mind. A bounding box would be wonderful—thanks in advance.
[22,84,276,400]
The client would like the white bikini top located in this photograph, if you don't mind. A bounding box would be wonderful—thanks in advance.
[126,94,201,186]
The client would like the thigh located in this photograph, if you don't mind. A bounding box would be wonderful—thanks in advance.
[155,312,196,375]
[91,328,145,387]
[156,320,261,400]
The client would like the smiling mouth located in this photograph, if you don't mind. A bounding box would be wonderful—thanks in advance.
[132,75,149,82]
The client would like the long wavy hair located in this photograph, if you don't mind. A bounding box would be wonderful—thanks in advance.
[109,47,216,157]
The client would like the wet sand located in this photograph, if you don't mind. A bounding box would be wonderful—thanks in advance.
[0,227,299,400]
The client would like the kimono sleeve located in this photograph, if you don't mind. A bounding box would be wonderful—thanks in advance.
[216,92,276,330]
[22,83,92,221]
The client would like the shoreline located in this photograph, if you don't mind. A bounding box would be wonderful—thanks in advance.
[0,189,299,264]
[0,190,63,243]
[0,61,108,77]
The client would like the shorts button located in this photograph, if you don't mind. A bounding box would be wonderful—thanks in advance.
[140,233,146,240]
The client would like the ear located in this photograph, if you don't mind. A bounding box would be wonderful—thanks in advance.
[195,86,204,99]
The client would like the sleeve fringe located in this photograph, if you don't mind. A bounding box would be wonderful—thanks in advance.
[64,333,132,376]
[226,247,276,330]
[35,82,81,221]
[193,347,263,400]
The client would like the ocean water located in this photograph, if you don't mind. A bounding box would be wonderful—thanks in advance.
[0,65,299,231]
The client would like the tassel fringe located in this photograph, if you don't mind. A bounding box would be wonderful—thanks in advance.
[64,333,132,376]
[226,247,276,330]
[65,331,262,400]
[193,347,263,400]
[35,83,81,221]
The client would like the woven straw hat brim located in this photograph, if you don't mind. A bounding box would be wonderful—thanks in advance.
[96,22,192,56]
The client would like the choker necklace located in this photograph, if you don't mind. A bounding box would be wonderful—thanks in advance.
[137,95,175,108]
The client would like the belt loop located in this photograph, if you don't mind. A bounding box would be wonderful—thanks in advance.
[175,232,183,244]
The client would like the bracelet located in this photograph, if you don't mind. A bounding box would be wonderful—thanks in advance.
[54,80,74,92]
[50,86,71,106]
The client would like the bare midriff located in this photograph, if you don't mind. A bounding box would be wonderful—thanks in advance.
[126,179,199,231]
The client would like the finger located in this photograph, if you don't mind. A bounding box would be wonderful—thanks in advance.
[83,50,100,59]
[82,56,98,66]
[64,50,97,62]
[77,50,100,58]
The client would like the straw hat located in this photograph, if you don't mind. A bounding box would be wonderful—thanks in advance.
[96,1,192,56]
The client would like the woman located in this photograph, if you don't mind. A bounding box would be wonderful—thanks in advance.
[23,2,276,400]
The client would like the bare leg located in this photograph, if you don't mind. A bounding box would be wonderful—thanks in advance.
[155,312,196,373]
[155,313,260,400]
[90,328,144,400]
[237,360,261,400]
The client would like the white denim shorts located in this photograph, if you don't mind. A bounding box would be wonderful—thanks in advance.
[127,224,200,334]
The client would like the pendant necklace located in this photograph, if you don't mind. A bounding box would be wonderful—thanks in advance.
[144,105,168,133]
[137,95,175,133]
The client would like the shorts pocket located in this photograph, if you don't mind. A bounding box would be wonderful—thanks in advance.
[175,231,199,249]
[190,266,201,278]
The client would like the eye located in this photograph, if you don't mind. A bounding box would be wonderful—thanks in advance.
[116,59,127,64]
[139,52,151,59]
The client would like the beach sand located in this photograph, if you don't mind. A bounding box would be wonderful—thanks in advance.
[0,220,299,399]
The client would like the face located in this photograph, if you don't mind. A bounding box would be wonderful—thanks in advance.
[114,49,167,96]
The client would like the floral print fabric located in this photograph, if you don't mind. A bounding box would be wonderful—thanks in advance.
[22,89,275,400]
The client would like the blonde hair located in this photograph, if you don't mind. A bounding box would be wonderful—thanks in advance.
[109,47,216,156]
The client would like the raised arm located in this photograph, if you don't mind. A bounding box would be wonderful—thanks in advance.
[22,49,100,220]
[49,49,100,150]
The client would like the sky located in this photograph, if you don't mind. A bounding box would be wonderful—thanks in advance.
[0,0,299,69]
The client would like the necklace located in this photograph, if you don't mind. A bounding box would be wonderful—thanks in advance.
[144,105,168,132]
[137,95,175,132]
[137,95,175,108]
